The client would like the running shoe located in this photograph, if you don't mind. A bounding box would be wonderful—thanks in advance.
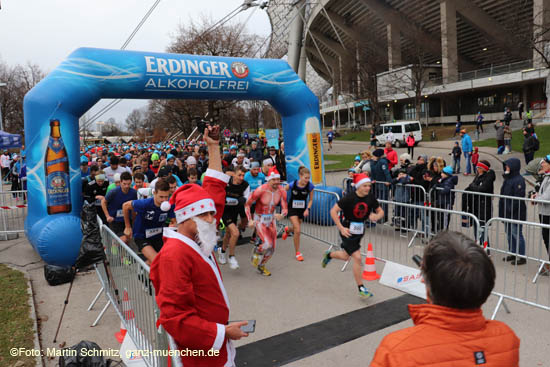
[257,265,271,276]
[358,286,373,299]
[295,252,304,261]
[282,226,290,240]
[251,250,261,267]
[321,251,331,268]
[228,256,239,270]
[218,249,227,265]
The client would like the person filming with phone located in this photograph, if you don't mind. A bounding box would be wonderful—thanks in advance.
[370,231,519,367]
[150,125,250,367]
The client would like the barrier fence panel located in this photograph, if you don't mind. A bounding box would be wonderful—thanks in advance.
[0,190,27,236]
[484,217,550,319]
[297,188,342,250]
[98,224,169,367]
[445,188,550,229]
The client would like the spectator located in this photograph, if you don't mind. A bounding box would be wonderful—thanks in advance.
[476,111,484,133]
[392,168,411,231]
[1,150,11,181]
[370,231,519,367]
[248,141,263,163]
[385,128,394,144]
[460,129,473,175]
[432,166,458,232]
[371,149,392,223]
[532,155,550,276]
[518,101,524,119]
[522,128,538,164]
[450,141,461,174]
[503,125,512,154]
[408,154,429,232]
[453,119,462,137]
[461,160,495,244]
[499,158,527,265]
[471,147,479,168]
[504,107,512,126]
[494,120,505,150]
[370,128,377,148]
[355,150,373,175]
[384,142,398,171]
[405,132,415,157]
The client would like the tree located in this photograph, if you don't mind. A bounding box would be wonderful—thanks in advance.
[147,15,264,135]
[102,117,124,136]
[0,60,44,134]
[125,108,145,133]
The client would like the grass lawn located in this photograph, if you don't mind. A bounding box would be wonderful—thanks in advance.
[325,154,357,171]
[475,124,550,158]
[0,264,35,367]
[337,125,477,142]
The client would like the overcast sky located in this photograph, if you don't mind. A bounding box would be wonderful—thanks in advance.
[0,0,271,129]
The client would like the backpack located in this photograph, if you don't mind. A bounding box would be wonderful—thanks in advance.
[533,137,540,151]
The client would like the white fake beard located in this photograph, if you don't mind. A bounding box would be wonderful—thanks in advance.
[192,217,218,256]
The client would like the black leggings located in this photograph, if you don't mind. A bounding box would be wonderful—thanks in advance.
[540,214,550,258]
[407,146,414,157]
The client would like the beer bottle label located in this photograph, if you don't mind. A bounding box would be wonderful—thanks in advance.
[48,136,65,154]
[46,171,70,207]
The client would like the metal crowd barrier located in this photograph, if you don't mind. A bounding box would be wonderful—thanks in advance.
[484,217,550,319]
[92,223,171,367]
[0,189,27,239]
[297,188,341,249]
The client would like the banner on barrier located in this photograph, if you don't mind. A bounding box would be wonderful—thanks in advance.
[379,261,427,300]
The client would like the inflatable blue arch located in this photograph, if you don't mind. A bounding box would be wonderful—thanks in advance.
[24,47,325,266]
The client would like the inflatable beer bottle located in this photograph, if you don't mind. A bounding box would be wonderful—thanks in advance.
[45,119,71,214]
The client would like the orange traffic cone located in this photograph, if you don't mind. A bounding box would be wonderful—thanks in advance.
[362,243,380,281]
[115,289,135,343]
[114,321,127,343]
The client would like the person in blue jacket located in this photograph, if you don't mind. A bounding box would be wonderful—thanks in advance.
[499,158,527,265]
[433,166,458,233]
[371,149,392,222]
[460,129,473,175]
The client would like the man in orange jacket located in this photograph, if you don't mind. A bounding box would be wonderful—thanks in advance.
[370,231,519,367]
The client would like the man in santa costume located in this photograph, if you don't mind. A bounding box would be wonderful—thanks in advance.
[150,126,248,367]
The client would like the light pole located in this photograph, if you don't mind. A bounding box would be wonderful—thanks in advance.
[0,82,6,131]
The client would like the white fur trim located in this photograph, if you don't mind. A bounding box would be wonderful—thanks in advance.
[163,228,230,308]
[266,173,280,181]
[175,198,216,223]
[213,323,225,351]
[356,177,371,187]
[205,168,230,184]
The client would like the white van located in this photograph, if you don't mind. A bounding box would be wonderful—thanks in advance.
[374,121,423,148]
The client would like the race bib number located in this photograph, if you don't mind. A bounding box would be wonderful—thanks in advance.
[116,209,123,218]
[145,227,162,238]
[226,197,239,206]
[349,221,364,235]
[260,214,273,225]
[292,200,305,209]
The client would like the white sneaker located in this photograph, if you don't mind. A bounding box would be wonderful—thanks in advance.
[218,250,227,264]
[228,256,239,269]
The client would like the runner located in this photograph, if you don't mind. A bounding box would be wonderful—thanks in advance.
[245,167,288,276]
[283,166,314,261]
[122,179,175,264]
[83,171,109,222]
[219,166,250,269]
[101,171,137,243]
[326,129,334,151]
[244,161,266,244]
[322,173,384,298]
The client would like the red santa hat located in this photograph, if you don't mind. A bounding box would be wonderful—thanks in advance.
[353,173,371,188]
[169,184,216,224]
[266,166,281,181]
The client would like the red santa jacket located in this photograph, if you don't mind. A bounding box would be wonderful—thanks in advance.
[150,169,233,367]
